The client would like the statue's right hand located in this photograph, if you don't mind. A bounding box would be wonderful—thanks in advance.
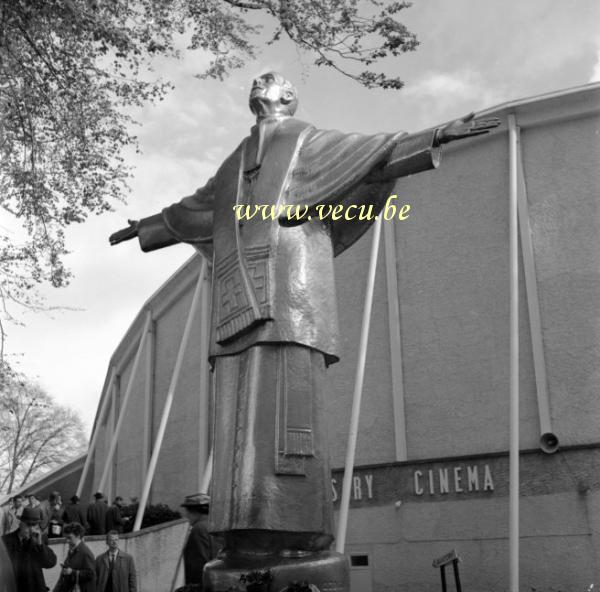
[109,219,139,245]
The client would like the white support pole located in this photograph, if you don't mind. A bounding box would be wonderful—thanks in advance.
[76,367,117,498]
[141,319,155,491]
[197,261,211,492]
[199,448,213,494]
[336,217,382,554]
[508,113,520,592]
[383,220,408,461]
[98,311,152,493]
[133,259,207,532]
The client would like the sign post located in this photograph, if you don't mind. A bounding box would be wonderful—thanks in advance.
[432,549,461,592]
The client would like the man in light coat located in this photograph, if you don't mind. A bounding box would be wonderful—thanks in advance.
[95,531,137,592]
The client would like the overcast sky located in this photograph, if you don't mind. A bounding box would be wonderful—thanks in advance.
[6,0,600,433]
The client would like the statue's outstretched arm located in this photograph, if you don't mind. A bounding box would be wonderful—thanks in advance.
[369,113,500,183]
[109,178,215,254]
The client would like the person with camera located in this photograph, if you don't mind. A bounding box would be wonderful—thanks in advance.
[1,506,57,591]
[53,522,96,592]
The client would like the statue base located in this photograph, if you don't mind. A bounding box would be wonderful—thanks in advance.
[204,549,349,592]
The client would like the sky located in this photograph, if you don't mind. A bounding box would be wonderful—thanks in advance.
[5,0,600,434]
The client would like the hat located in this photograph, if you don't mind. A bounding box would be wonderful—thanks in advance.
[70,495,80,503]
[20,507,42,526]
[181,493,210,508]
[93,492,104,500]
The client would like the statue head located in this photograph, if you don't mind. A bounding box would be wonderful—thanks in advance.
[249,72,298,119]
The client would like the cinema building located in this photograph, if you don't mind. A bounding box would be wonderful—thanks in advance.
[9,82,600,591]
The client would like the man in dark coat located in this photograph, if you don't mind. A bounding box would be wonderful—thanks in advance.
[105,497,128,534]
[1,506,57,592]
[95,531,137,592]
[25,493,47,533]
[54,522,96,592]
[180,494,217,589]
[62,495,89,532]
[87,492,109,536]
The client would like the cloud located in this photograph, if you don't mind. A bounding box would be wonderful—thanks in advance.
[403,71,506,106]
[398,70,511,128]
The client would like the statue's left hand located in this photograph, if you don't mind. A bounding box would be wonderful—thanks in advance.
[437,112,500,144]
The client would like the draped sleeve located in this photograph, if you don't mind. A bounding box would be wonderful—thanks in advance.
[137,177,215,260]
[282,127,441,256]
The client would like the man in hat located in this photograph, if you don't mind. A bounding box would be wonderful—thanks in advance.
[87,492,109,536]
[25,493,46,526]
[1,506,57,591]
[105,496,129,534]
[46,491,65,539]
[63,494,89,532]
[180,493,216,588]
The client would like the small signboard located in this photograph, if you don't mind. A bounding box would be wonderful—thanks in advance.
[432,549,459,568]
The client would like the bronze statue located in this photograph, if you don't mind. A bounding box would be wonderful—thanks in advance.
[111,72,499,591]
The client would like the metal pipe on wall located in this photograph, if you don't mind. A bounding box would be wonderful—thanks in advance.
[514,134,559,454]
[133,259,207,532]
[508,113,520,592]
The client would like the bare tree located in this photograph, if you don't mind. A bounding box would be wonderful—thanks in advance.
[0,375,86,495]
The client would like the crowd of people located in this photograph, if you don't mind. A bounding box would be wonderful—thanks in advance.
[0,490,215,592]
[0,490,136,592]
[1,491,131,540]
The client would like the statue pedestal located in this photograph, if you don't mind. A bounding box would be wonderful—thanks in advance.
[204,549,349,592]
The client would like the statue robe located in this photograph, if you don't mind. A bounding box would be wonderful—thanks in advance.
[136,116,440,548]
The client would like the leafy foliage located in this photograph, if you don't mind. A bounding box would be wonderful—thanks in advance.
[120,500,181,532]
[0,374,86,494]
[0,0,418,368]
[0,0,175,364]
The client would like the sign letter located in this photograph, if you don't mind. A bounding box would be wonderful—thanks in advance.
[454,467,463,493]
[467,466,479,491]
[353,476,362,500]
[364,474,374,499]
[483,465,494,491]
[439,469,449,494]
[414,471,424,495]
